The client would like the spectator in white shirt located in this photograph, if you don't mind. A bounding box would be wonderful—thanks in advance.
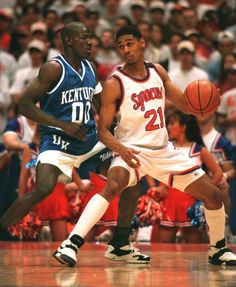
[169,40,208,92]
[11,40,45,105]
[17,22,60,70]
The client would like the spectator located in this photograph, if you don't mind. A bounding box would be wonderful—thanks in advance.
[95,29,121,83]
[0,49,17,85]
[197,112,235,217]
[114,16,132,34]
[165,4,185,36]
[215,52,236,94]
[43,9,60,43]
[183,7,199,31]
[148,1,166,26]
[167,40,208,113]
[102,0,122,30]
[85,10,110,38]
[49,0,80,17]
[207,30,235,82]
[159,32,184,72]
[0,8,13,51]
[19,3,40,28]
[151,23,169,63]
[138,21,160,63]
[129,0,147,25]
[216,65,236,151]
[155,110,222,243]
[184,29,208,69]
[9,23,30,60]
[17,21,60,70]
[10,40,46,106]
[74,2,88,24]
[169,40,208,92]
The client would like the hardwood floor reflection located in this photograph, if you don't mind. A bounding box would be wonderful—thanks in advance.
[0,242,236,287]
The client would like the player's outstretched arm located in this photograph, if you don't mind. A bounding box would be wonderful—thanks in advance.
[155,64,189,114]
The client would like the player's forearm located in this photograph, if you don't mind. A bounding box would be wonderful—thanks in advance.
[19,97,66,130]
[98,127,125,154]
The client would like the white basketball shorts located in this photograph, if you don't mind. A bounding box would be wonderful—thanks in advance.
[36,141,106,183]
[109,142,205,191]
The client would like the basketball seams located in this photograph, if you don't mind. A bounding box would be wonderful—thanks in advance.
[184,86,199,111]
[202,82,213,111]
[184,80,220,116]
[197,80,204,115]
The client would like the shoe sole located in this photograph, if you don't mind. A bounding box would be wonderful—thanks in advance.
[53,252,76,267]
[209,259,236,266]
[104,255,150,264]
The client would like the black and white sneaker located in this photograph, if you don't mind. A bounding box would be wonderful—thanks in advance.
[53,234,84,267]
[104,244,151,264]
[209,238,236,266]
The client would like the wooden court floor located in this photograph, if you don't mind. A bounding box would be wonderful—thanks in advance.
[1,242,236,287]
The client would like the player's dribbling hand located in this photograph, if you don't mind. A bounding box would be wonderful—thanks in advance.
[63,122,88,141]
[119,147,141,168]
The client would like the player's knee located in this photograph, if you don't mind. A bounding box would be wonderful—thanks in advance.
[102,178,127,201]
[35,179,55,199]
[203,185,222,207]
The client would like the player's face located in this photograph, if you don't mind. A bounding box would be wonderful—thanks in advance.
[72,27,92,58]
[167,117,185,141]
[117,35,145,64]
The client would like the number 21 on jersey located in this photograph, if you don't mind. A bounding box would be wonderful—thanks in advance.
[145,107,164,131]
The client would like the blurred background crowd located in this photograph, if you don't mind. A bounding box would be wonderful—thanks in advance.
[0,0,235,244]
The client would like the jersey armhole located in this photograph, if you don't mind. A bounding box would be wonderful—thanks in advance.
[47,58,65,95]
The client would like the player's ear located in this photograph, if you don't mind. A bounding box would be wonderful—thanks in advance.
[140,38,145,49]
[65,35,73,47]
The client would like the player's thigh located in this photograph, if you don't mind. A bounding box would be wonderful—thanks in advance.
[185,174,222,205]
[35,162,61,191]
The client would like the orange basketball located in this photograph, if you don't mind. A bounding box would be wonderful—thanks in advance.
[184,80,221,116]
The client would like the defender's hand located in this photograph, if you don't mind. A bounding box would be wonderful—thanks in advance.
[62,122,88,141]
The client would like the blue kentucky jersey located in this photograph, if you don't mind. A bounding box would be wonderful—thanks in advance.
[40,55,98,155]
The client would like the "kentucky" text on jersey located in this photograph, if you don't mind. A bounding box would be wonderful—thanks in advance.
[61,87,95,104]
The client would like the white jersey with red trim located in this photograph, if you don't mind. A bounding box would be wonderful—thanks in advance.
[112,62,168,148]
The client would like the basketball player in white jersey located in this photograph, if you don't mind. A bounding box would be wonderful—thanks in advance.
[54,25,236,267]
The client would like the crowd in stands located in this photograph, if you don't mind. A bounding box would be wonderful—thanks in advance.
[0,0,235,243]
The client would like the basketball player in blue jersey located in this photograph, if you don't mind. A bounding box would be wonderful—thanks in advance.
[0,22,149,264]
[54,25,236,267]
[0,21,104,227]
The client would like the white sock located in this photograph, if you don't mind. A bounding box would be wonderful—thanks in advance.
[69,194,109,239]
[204,204,225,246]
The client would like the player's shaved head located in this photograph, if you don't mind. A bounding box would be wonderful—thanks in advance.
[61,21,86,43]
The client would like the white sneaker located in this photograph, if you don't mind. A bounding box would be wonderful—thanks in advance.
[105,244,150,264]
[53,235,84,267]
[209,238,236,266]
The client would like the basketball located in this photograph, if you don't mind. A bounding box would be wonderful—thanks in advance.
[184,80,221,116]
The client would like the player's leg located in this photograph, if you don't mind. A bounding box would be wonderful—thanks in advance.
[53,166,130,267]
[0,162,61,230]
[185,174,236,265]
[182,226,203,243]
[105,182,150,263]
[156,226,178,243]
